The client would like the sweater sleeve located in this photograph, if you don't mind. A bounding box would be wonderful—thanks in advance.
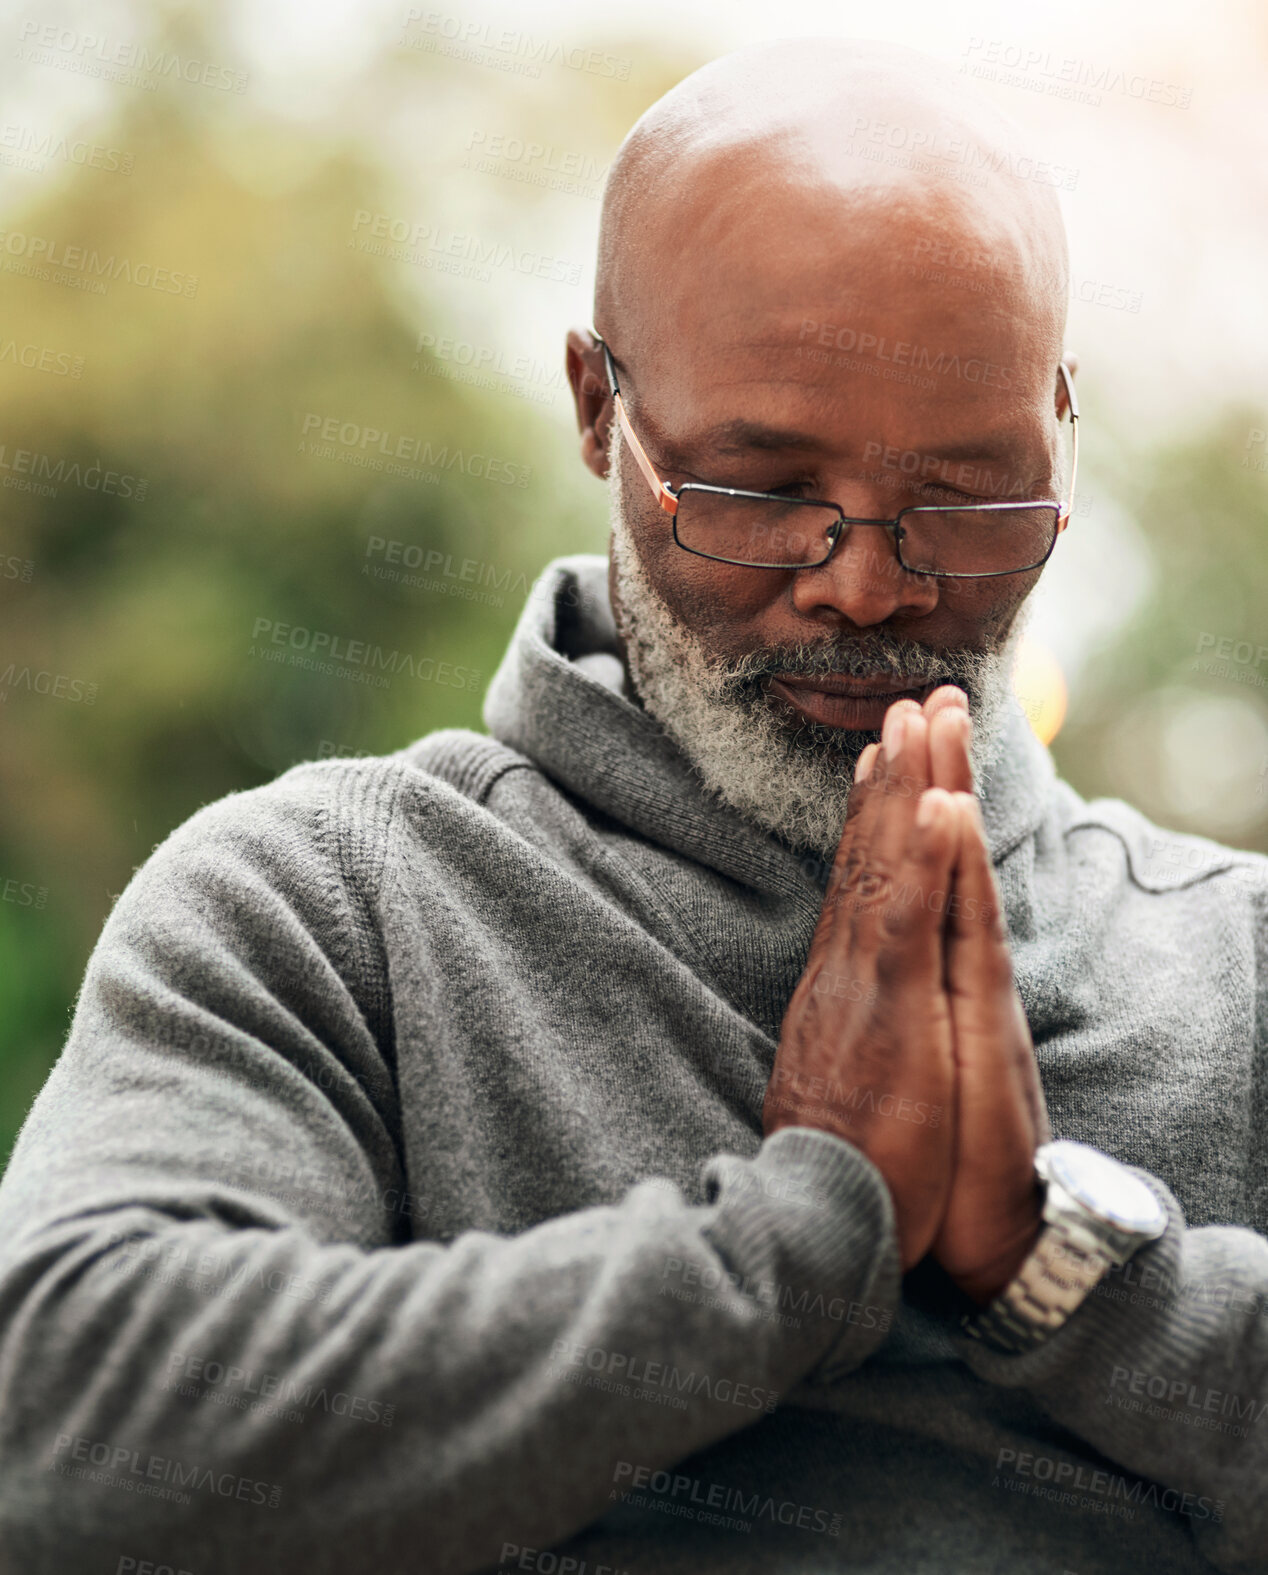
[0,762,901,1575]
[949,1172,1268,1574]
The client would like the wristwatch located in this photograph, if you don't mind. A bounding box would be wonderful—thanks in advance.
[960,1139,1168,1354]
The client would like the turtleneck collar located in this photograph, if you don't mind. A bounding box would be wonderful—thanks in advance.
[482,554,1057,896]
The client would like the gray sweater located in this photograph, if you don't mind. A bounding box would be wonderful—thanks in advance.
[1,552,1267,1575]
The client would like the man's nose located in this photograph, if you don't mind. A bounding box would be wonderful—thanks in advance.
[788,497,942,626]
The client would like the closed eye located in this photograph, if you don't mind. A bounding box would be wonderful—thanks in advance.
[912,482,1018,506]
[767,481,818,500]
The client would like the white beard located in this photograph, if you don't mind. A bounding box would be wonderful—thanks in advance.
[605,431,1030,862]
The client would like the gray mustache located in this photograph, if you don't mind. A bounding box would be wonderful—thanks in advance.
[722,638,991,687]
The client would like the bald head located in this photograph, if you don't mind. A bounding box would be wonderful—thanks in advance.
[595,37,1068,395]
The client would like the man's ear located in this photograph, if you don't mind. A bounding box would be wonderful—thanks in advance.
[565,326,613,480]
[1057,352,1078,419]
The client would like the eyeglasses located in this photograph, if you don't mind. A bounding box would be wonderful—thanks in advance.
[593,331,1079,578]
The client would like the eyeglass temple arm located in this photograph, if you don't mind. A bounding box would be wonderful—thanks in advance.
[1057,360,1079,531]
[596,337,680,516]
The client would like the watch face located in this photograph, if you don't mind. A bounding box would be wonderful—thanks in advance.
[1042,1142,1167,1234]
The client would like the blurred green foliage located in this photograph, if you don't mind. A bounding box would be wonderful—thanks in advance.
[1,11,1266,1170]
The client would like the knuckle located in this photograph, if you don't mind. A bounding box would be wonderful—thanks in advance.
[877,897,920,943]
[909,831,946,868]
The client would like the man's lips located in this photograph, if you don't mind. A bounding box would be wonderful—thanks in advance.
[766,673,942,730]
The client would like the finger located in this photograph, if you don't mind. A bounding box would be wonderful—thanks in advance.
[850,696,921,794]
[817,735,894,958]
[922,683,969,720]
[868,700,931,873]
[823,702,930,934]
[828,697,931,938]
[927,703,975,795]
[945,791,1011,1017]
[865,785,960,998]
[841,691,923,824]
[922,684,973,793]
[946,793,1049,1136]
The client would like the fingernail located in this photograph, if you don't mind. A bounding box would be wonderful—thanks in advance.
[959,791,984,827]
[916,789,942,828]
[884,709,907,754]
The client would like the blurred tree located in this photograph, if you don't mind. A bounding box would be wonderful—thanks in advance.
[0,11,700,1164]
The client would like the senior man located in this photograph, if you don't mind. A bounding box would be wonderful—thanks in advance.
[1,36,1266,1575]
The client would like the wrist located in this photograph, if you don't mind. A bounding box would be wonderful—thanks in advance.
[954,1215,1044,1308]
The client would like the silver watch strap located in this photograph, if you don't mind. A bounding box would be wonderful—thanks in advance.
[962,1218,1112,1353]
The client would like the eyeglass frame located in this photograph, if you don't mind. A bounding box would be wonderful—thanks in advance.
[592,330,1079,579]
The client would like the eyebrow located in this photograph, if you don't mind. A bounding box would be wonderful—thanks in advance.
[698,419,825,455]
[672,417,1024,468]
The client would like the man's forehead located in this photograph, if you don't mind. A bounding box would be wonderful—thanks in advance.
[612,310,1053,463]
[608,170,1053,399]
